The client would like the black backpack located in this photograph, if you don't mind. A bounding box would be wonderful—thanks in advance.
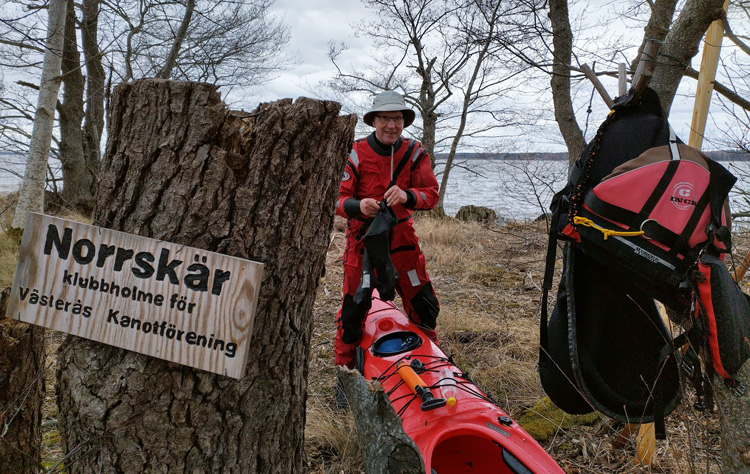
[539,88,748,438]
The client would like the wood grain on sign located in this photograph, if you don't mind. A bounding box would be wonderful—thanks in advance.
[7,213,264,379]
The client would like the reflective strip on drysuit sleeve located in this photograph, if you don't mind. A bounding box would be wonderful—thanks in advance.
[407,269,420,287]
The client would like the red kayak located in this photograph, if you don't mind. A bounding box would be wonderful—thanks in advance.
[356,296,564,474]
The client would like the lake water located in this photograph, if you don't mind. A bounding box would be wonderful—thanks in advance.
[436,158,750,226]
[436,159,569,222]
[3,155,750,225]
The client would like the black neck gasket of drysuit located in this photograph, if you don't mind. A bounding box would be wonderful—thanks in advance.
[367,133,403,156]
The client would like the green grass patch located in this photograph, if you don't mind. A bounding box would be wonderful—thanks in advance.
[518,397,600,441]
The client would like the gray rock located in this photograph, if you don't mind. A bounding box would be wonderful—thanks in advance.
[455,205,497,224]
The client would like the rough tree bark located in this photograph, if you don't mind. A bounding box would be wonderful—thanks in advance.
[630,0,679,75]
[55,79,356,473]
[59,0,94,213]
[649,0,726,113]
[81,0,106,203]
[0,315,45,473]
[548,0,585,165]
[415,57,438,169]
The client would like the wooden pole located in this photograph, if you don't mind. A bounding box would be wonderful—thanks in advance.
[618,63,627,97]
[733,250,750,282]
[635,424,656,465]
[688,0,729,149]
[687,12,750,468]
[623,40,663,465]
[686,1,749,284]
[632,303,674,466]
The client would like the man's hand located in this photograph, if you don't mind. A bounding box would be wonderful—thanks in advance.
[384,186,407,207]
[360,198,380,217]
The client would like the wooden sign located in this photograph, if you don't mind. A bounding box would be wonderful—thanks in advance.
[7,213,264,379]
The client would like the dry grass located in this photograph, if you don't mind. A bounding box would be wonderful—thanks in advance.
[40,330,67,471]
[0,195,89,471]
[1,199,742,473]
[305,215,746,474]
[0,194,20,288]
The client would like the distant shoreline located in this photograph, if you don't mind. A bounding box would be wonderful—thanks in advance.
[2,150,749,164]
[436,150,750,161]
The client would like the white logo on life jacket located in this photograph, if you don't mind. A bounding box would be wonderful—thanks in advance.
[670,182,697,210]
[634,246,661,264]
[342,171,351,182]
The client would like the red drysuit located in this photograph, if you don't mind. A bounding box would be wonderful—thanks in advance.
[334,133,440,367]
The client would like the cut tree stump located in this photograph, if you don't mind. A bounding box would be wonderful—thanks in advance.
[55,79,356,473]
[0,318,44,473]
[336,367,423,474]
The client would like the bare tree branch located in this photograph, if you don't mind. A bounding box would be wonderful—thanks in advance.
[684,65,750,110]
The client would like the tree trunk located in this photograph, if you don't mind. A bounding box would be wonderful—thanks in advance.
[716,361,750,473]
[649,0,726,114]
[2,0,66,469]
[630,0,678,75]
[548,0,585,166]
[414,55,438,171]
[156,0,195,79]
[60,0,95,214]
[81,0,106,193]
[436,3,501,216]
[0,318,45,474]
[11,0,68,229]
[421,106,437,169]
[56,79,356,473]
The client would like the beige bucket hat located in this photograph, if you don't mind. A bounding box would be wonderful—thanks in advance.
[363,90,416,127]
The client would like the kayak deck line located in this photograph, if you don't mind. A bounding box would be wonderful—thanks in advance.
[357,295,564,474]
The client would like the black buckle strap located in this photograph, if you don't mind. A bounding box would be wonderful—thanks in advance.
[389,140,418,189]
[635,159,680,229]
[706,159,736,252]
[667,187,711,259]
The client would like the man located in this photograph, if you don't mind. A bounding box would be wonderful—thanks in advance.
[334,90,440,370]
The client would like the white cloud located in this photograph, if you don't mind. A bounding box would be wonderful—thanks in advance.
[247,0,371,104]
[226,0,742,153]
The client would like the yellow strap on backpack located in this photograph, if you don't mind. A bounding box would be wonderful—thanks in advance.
[573,216,645,240]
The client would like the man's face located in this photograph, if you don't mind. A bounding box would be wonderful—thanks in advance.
[374,112,404,145]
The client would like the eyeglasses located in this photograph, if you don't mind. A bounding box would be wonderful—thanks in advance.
[376,115,404,125]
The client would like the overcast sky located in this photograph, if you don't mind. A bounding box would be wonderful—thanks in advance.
[227,0,736,153]
[226,0,370,107]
